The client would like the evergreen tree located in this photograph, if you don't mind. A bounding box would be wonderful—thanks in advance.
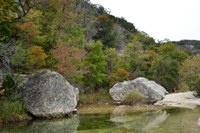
[83,41,107,91]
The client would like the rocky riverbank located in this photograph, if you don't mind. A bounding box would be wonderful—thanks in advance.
[1,69,200,124]
[155,91,200,109]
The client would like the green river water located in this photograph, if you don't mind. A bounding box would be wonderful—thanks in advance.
[0,106,200,133]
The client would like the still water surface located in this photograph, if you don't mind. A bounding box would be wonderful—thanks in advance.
[1,106,200,133]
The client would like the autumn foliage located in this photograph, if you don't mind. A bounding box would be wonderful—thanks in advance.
[52,44,86,77]
[18,21,39,37]
[28,46,47,68]
[112,67,130,83]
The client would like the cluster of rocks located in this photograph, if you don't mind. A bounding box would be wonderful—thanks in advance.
[17,69,168,118]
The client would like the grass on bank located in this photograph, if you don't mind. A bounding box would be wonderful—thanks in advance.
[78,104,177,115]
[79,90,113,105]
[122,91,145,105]
[0,100,31,124]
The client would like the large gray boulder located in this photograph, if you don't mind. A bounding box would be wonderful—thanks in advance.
[18,70,78,118]
[109,77,168,103]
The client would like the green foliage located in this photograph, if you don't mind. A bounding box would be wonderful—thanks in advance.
[110,16,137,33]
[0,0,18,22]
[133,32,156,49]
[11,45,29,71]
[104,48,120,73]
[63,26,85,47]
[0,0,17,40]
[84,41,107,91]
[93,14,116,48]
[149,42,188,92]
[124,37,146,77]
[11,45,48,71]
[0,0,196,99]
[150,57,179,92]
[159,42,188,63]
[2,74,17,100]
[0,22,16,41]
[122,91,145,105]
[180,56,200,90]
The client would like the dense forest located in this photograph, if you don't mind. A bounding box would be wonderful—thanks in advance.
[1,0,200,96]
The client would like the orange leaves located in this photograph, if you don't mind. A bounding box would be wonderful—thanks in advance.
[28,46,47,68]
[18,21,39,37]
[19,21,33,30]
[52,45,86,75]
[112,67,130,82]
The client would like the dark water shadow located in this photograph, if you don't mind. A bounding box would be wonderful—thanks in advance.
[0,115,79,133]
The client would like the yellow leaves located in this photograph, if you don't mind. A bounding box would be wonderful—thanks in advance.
[145,50,157,58]
[0,1,17,22]
[24,9,43,22]
[28,46,47,68]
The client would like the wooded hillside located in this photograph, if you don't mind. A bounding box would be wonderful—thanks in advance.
[1,0,200,94]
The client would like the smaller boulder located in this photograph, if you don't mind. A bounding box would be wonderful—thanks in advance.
[109,77,168,103]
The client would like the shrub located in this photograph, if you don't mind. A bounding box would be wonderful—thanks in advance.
[2,74,17,100]
[194,78,200,97]
[122,91,145,105]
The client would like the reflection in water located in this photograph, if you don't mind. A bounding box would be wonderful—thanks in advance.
[1,107,200,133]
[110,105,169,132]
[198,117,200,127]
[0,115,79,133]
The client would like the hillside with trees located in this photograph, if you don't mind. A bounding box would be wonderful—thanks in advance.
[175,40,200,54]
[1,0,200,97]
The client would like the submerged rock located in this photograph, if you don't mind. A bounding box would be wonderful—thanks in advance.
[109,77,168,103]
[18,70,78,118]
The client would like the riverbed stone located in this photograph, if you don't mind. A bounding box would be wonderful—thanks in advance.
[18,70,78,118]
[109,77,168,103]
